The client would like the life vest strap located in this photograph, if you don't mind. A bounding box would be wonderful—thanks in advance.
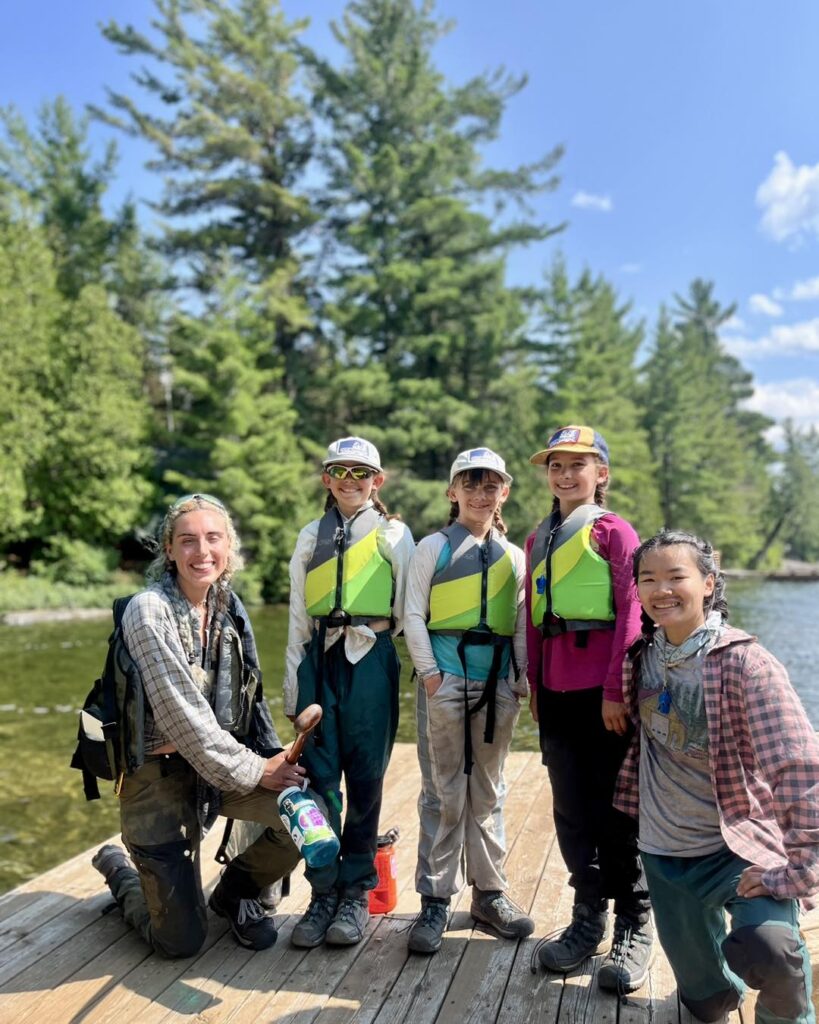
[455,629,511,776]
[540,617,615,638]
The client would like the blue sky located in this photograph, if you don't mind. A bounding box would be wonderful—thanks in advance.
[4,1,819,438]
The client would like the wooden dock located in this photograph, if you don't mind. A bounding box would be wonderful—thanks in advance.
[1,743,817,1023]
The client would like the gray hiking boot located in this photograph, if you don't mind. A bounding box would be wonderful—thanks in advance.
[91,844,134,887]
[471,888,535,939]
[537,902,611,973]
[325,891,369,946]
[291,890,339,948]
[598,914,655,992]
[407,896,450,954]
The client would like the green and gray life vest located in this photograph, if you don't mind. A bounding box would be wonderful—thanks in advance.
[304,505,394,622]
[427,522,518,774]
[428,523,517,637]
[529,503,615,636]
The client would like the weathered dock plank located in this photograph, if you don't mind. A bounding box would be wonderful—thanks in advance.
[1,742,816,1024]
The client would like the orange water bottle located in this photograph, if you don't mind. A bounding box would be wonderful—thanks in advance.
[369,827,400,914]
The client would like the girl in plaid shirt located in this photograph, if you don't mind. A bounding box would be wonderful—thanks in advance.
[620,529,818,1023]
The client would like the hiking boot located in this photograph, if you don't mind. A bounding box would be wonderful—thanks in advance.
[291,890,339,948]
[407,896,450,954]
[209,880,278,951]
[471,888,535,939]
[325,891,369,946]
[598,914,655,992]
[537,902,611,973]
[91,844,134,887]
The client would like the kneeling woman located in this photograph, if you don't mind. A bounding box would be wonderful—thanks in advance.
[403,448,534,953]
[92,494,304,958]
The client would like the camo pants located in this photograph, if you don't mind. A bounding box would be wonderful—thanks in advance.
[111,752,299,958]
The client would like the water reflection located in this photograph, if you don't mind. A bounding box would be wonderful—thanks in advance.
[0,580,814,893]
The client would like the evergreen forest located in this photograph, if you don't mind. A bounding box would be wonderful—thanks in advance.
[2,0,818,604]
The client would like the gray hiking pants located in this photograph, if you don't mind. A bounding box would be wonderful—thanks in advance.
[415,671,520,899]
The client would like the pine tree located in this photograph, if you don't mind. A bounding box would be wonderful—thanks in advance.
[97,0,317,399]
[751,422,819,565]
[163,265,313,600]
[533,260,661,538]
[641,281,771,563]
[311,0,563,535]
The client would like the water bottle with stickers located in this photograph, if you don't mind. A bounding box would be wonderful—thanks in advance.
[277,785,340,869]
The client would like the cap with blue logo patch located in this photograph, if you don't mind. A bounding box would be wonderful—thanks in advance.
[529,425,610,466]
[449,447,513,484]
[322,436,383,472]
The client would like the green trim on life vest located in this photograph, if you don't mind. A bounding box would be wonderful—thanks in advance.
[304,506,394,619]
[428,523,517,637]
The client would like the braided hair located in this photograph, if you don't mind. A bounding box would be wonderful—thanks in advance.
[632,529,729,638]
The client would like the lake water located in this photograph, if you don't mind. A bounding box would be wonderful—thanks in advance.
[0,578,816,894]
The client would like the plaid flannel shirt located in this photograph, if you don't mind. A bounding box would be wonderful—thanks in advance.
[122,578,268,797]
[614,626,819,906]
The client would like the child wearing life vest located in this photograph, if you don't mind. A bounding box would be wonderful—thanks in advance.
[527,425,653,991]
[403,447,533,954]
[284,436,415,948]
[616,530,818,1023]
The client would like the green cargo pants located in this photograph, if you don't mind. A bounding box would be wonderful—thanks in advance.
[295,629,400,895]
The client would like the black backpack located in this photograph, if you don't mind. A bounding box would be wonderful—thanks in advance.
[70,596,145,801]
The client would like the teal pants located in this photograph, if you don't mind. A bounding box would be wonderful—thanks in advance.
[643,846,814,1024]
[295,630,400,895]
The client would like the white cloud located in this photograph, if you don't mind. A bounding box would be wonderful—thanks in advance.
[789,275,819,301]
[618,262,642,274]
[749,293,783,317]
[756,151,819,244]
[571,191,612,213]
[722,317,819,358]
[723,314,746,332]
[744,379,819,433]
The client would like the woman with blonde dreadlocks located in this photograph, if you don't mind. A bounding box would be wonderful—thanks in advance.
[284,437,414,949]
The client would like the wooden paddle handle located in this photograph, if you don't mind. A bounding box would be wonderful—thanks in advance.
[285,703,322,764]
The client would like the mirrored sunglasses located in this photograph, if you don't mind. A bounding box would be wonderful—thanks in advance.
[325,465,377,481]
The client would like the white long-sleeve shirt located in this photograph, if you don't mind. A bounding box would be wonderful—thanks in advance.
[283,506,416,715]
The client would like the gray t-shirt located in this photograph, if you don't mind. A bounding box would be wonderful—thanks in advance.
[637,631,724,856]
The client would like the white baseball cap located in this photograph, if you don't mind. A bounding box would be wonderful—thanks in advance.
[322,436,383,472]
[449,447,513,484]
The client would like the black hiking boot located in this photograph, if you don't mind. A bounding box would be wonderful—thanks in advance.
[407,896,450,954]
[209,876,278,951]
[537,902,611,973]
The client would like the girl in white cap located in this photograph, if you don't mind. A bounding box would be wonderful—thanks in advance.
[283,436,415,948]
[403,447,533,953]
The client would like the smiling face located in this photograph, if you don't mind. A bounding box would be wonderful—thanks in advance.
[636,544,716,645]
[322,462,385,518]
[546,452,608,515]
[166,508,230,605]
[448,469,509,536]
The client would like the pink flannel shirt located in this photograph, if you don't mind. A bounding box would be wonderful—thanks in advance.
[614,626,819,906]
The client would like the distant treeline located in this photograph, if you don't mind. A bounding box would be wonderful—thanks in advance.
[2,0,818,602]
